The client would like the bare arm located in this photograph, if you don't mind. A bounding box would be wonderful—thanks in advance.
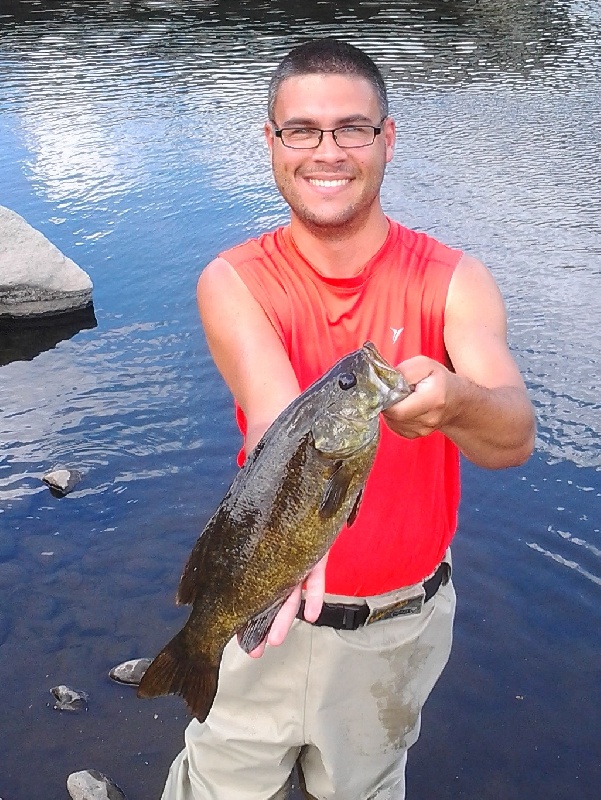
[197,257,325,653]
[197,257,300,454]
[383,254,536,468]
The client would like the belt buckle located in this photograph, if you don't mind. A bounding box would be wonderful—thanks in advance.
[365,585,425,625]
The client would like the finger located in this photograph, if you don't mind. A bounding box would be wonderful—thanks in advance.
[383,389,427,424]
[244,588,301,657]
[242,553,329,657]
[266,584,302,647]
[394,355,435,386]
[245,637,267,659]
[242,587,301,658]
[302,553,327,623]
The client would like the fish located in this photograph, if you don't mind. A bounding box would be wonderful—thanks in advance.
[137,341,411,720]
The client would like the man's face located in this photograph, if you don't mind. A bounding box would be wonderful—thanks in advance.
[265,73,395,231]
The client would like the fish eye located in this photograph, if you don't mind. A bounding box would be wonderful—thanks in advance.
[338,372,357,390]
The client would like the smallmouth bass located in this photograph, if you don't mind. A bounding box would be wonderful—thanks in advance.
[137,342,411,720]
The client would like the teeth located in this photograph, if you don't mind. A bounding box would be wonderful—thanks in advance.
[308,179,349,187]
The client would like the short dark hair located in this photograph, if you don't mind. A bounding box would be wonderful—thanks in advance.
[268,38,388,121]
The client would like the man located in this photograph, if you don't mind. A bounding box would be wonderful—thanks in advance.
[161,39,535,800]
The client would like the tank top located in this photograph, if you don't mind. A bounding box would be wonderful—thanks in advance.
[219,219,463,595]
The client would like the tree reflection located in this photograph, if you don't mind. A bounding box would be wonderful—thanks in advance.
[0,0,575,88]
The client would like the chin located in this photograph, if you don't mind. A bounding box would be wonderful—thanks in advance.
[288,196,362,228]
[301,205,371,231]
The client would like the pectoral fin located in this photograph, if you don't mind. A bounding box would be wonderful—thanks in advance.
[319,460,353,519]
[238,597,288,654]
[346,489,363,527]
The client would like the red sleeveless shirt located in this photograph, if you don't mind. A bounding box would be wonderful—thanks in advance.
[219,220,462,595]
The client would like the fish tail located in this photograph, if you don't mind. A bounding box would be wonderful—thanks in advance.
[137,632,221,722]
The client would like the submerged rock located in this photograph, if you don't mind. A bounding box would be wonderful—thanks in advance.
[42,468,83,496]
[67,770,126,800]
[109,658,152,686]
[0,205,93,319]
[51,684,88,712]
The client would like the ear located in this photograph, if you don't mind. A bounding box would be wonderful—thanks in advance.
[384,116,396,164]
[264,121,275,154]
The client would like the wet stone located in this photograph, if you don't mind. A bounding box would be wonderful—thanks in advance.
[42,468,83,496]
[51,684,89,711]
[67,770,126,800]
[109,658,152,686]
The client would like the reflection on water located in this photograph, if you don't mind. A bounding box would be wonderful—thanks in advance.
[0,304,97,365]
[3,1,598,461]
[0,2,600,799]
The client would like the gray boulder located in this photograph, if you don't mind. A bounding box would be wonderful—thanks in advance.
[0,205,93,319]
[50,684,89,712]
[109,658,152,686]
[67,770,126,800]
[42,468,84,496]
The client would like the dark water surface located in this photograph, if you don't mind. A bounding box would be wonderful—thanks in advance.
[1,1,600,798]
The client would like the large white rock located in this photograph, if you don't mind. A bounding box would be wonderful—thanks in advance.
[0,205,93,319]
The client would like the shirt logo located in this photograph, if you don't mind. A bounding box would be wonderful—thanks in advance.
[391,326,404,344]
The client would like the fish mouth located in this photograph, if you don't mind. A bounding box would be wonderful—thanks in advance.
[363,342,411,409]
[382,379,412,409]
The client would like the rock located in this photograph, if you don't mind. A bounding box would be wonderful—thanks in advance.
[0,205,93,319]
[109,658,152,686]
[42,468,83,496]
[67,770,126,800]
[51,684,88,711]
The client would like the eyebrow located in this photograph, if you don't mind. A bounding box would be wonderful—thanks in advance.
[277,113,376,127]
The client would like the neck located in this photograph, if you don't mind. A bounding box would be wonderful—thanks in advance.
[289,207,390,279]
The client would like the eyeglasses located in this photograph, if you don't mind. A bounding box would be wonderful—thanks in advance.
[273,118,387,150]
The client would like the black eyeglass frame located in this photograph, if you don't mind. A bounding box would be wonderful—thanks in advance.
[273,117,388,150]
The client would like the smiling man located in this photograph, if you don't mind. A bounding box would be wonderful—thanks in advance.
[160,39,535,800]
[268,73,391,236]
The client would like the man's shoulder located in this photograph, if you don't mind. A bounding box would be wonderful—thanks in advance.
[219,226,285,266]
[387,219,462,269]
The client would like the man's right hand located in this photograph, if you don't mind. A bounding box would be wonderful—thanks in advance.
[244,553,328,658]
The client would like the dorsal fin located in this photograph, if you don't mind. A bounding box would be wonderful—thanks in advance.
[177,523,215,605]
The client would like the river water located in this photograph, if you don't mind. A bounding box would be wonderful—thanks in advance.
[0,1,599,798]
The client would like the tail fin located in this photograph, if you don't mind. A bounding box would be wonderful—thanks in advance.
[137,631,221,722]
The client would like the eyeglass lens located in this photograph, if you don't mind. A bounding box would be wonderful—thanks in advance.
[280,125,379,149]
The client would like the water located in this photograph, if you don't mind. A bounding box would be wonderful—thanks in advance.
[0,1,600,798]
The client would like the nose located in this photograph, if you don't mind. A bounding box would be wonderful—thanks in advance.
[314,130,346,159]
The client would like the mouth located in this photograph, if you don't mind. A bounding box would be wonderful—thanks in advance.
[306,177,352,188]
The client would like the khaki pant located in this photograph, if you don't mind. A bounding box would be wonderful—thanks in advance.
[161,576,455,800]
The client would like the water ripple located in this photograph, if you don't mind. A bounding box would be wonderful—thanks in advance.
[1,4,601,800]
[527,542,601,588]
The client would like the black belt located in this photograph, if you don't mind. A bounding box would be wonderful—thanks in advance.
[296,561,450,631]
